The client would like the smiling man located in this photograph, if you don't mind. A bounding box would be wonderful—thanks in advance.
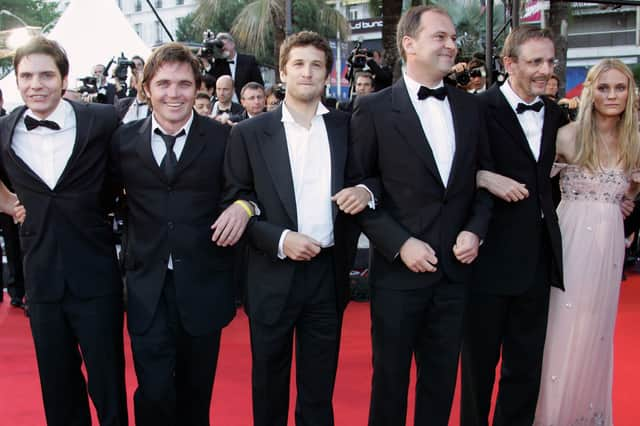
[109,43,251,426]
[348,6,492,425]
[224,31,371,426]
[0,36,127,426]
[461,26,568,426]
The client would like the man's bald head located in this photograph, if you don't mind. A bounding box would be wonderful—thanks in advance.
[216,75,234,105]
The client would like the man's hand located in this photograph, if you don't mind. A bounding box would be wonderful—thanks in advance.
[621,197,635,218]
[331,186,371,215]
[477,170,529,202]
[0,190,25,224]
[453,231,480,264]
[399,237,438,273]
[283,232,322,261]
[210,202,251,246]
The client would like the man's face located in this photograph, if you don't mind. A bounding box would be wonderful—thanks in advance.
[93,64,105,78]
[194,97,212,116]
[221,38,236,59]
[16,53,67,119]
[355,76,374,96]
[280,45,328,105]
[545,78,559,97]
[133,58,144,73]
[241,88,266,116]
[216,78,233,104]
[144,61,196,130]
[467,67,486,91]
[504,38,555,102]
[403,11,457,79]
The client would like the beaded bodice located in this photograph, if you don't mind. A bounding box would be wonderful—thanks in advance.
[558,164,629,204]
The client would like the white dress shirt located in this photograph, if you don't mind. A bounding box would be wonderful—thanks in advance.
[404,74,456,186]
[277,102,333,259]
[500,79,545,161]
[122,98,149,124]
[150,111,194,269]
[12,99,76,190]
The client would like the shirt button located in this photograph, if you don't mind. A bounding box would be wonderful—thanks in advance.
[168,221,174,229]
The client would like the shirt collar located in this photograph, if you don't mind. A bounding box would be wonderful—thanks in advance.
[403,73,444,101]
[24,99,70,128]
[281,101,329,124]
[500,79,542,111]
[151,110,194,137]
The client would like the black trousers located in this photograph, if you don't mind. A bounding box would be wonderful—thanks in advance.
[368,279,467,426]
[28,292,127,426]
[461,243,551,426]
[130,271,222,426]
[0,213,24,302]
[250,249,341,426]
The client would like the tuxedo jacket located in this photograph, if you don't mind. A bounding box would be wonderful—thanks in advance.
[110,113,235,336]
[472,86,567,294]
[209,53,264,100]
[223,106,359,325]
[348,79,493,289]
[0,100,122,303]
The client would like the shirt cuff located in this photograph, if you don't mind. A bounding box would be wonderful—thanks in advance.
[357,184,376,209]
[249,201,261,216]
[277,229,291,259]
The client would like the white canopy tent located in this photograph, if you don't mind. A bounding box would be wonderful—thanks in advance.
[1,0,152,110]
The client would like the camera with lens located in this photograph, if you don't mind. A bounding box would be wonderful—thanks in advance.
[77,76,109,103]
[114,53,135,82]
[273,83,286,101]
[200,30,226,61]
[348,41,373,69]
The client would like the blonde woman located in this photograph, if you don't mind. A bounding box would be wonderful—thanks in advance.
[532,59,640,425]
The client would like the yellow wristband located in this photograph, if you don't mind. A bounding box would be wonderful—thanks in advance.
[234,200,253,218]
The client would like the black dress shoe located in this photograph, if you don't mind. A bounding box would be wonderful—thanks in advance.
[10,298,25,309]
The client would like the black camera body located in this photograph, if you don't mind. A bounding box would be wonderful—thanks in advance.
[115,53,135,82]
[348,41,373,69]
[200,30,226,61]
[77,76,108,103]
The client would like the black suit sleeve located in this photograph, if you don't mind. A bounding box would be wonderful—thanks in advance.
[462,100,493,240]
[246,55,264,86]
[223,124,285,259]
[349,96,412,261]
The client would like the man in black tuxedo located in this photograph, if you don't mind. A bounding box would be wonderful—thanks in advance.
[348,6,492,425]
[0,36,127,425]
[110,43,250,426]
[460,26,568,426]
[224,31,370,426]
[203,32,264,101]
[0,88,6,116]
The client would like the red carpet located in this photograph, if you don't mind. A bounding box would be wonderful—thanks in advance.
[2,274,640,425]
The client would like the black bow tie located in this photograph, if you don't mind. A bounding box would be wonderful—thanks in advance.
[24,115,61,131]
[417,85,447,101]
[218,109,230,114]
[516,101,544,114]
[227,60,235,64]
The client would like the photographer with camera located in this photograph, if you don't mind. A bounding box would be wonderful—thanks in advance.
[79,63,117,104]
[346,44,392,94]
[199,31,263,102]
[115,70,150,123]
[265,84,285,112]
[446,58,487,94]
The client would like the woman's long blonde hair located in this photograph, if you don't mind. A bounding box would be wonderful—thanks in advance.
[574,58,640,173]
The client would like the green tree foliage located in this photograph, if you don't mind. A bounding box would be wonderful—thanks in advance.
[0,0,60,30]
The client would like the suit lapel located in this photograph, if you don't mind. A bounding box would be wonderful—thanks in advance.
[54,101,92,190]
[260,107,297,227]
[488,86,537,162]
[539,97,558,164]
[323,110,347,220]
[174,112,207,179]
[391,79,444,187]
[444,88,469,190]
[135,116,167,183]
[1,105,59,190]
